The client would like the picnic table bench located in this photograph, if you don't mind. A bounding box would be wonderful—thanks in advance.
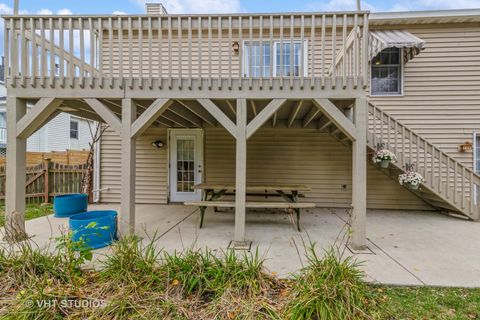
[184,183,315,231]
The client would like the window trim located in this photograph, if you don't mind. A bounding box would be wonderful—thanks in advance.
[370,47,404,97]
[474,131,480,174]
[474,131,479,205]
[242,39,308,78]
[70,119,79,140]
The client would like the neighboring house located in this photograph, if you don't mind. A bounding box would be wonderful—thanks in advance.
[2,5,480,249]
[0,81,94,155]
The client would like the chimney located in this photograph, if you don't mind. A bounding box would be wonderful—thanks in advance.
[145,3,168,15]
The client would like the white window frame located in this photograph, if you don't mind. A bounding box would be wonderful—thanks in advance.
[474,131,480,205]
[370,47,404,97]
[242,40,308,77]
[474,132,480,174]
[70,118,79,140]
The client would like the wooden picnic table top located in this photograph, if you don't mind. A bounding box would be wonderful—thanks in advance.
[194,183,311,192]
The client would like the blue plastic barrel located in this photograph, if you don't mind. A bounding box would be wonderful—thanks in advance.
[54,194,88,217]
[69,210,118,249]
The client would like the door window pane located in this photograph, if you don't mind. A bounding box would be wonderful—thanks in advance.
[176,138,195,193]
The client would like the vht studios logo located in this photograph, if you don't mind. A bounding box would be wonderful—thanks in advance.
[25,299,107,309]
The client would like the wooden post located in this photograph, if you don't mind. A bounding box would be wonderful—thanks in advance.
[120,99,137,236]
[5,97,27,241]
[234,99,247,246]
[43,158,51,203]
[351,97,367,250]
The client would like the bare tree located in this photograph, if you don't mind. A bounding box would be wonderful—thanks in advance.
[81,122,108,200]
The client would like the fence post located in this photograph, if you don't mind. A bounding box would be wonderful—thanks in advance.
[43,158,51,203]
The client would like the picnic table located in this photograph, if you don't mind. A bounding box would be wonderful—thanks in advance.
[186,183,314,230]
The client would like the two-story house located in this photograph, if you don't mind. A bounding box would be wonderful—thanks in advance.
[2,4,479,249]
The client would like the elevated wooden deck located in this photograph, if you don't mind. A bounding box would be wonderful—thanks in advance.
[4,12,369,100]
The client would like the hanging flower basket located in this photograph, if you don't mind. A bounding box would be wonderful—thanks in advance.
[372,149,397,169]
[399,171,425,190]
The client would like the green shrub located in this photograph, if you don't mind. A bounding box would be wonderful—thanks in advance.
[100,234,164,288]
[285,244,371,320]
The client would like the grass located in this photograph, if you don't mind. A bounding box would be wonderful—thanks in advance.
[0,203,53,227]
[0,234,479,319]
[370,286,480,320]
[285,245,374,319]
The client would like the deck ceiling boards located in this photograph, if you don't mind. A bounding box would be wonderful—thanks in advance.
[56,98,352,135]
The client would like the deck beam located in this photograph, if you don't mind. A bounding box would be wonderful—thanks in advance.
[246,99,286,139]
[84,98,122,134]
[313,98,356,141]
[16,98,63,139]
[131,99,173,138]
[197,98,237,137]
[351,97,367,250]
[234,98,247,245]
[4,97,27,241]
[120,98,137,236]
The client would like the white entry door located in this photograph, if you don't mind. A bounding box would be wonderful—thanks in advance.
[169,129,204,202]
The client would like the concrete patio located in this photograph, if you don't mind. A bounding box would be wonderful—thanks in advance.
[9,204,480,287]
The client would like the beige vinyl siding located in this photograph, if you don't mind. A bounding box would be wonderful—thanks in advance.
[369,23,480,169]
[101,29,346,78]
[100,127,430,210]
[100,127,168,204]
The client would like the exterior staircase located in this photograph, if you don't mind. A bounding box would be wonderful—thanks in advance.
[366,102,480,220]
[323,100,479,220]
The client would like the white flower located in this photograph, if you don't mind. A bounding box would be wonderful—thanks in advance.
[398,171,425,186]
[372,149,397,164]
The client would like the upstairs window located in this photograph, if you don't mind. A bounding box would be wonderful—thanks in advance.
[243,41,307,77]
[70,120,79,140]
[371,48,402,96]
[244,41,271,77]
[274,42,304,77]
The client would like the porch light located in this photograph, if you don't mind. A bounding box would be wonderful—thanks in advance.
[151,140,165,149]
[459,141,473,152]
[232,41,240,55]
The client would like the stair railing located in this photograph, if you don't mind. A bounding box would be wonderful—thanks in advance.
[367,102,480,220]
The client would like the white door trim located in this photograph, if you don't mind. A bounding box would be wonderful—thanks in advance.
[168,129,204,203]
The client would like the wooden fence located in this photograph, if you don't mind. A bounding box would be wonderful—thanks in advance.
[0,150,90,166]
[0,159,92,204]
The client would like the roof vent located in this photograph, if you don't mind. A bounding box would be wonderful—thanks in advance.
[145,3,168,15]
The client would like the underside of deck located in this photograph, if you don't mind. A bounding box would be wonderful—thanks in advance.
[3,85,369,250]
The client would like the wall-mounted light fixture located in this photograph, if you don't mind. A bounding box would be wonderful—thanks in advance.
[232,41,240,55]
[151,140,165,149]
[459,141,473,152]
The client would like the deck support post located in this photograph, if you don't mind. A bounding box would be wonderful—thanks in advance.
[351,97,367,250]
[234,98,247,245]
[120,98,137,236]
[4,97,27,241]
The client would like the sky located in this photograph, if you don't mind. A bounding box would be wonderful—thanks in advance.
[1,0,480,15]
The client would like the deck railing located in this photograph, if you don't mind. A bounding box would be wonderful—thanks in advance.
[368,102,480,220]
[3,12,369,90]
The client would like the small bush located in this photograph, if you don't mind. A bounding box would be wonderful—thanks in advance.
[285,244,372,320]
[100,234,164,288]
